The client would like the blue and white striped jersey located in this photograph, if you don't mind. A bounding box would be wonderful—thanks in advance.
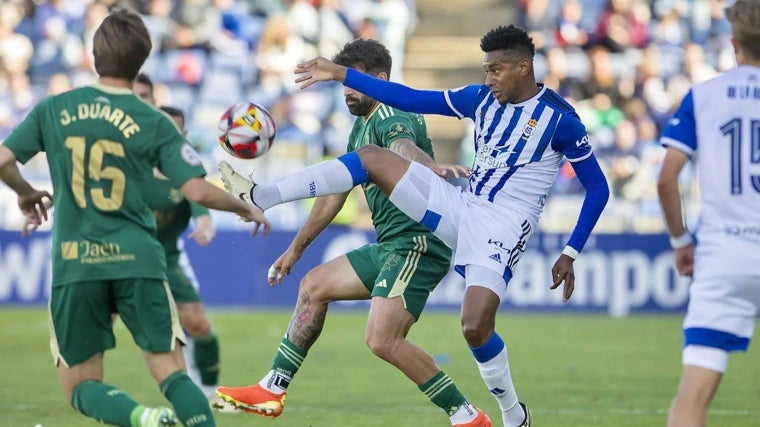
[443,84,592,219]
[661,65,760,277]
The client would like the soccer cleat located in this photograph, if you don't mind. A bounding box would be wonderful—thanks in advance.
[218,161,257,207]
[518,402,531,427]
[142,406,178,426]
[454,406,492,427]
[209,395,241,414]
[215,384,286,418]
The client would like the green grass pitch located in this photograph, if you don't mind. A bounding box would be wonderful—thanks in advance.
[1,308,758,426]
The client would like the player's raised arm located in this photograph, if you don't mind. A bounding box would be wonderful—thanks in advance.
[296,58,454,116]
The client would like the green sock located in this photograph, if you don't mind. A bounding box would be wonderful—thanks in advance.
[193,332,220,386]
[160,371,215,427]
[418,371,468,416]
[271,336,308,383]
[70,380,139,426]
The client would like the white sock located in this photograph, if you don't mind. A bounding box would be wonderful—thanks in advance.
[476,346,525,426]
[258,369,289,394]
[200,384,216,399]
[252,158,356,210]
[183,338,204,388]
[449,401,477,425]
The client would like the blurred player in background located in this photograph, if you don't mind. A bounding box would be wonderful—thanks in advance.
[657,1,760,426]
[216,39,491,427]
[224,24,610,427]
[134,74,232,409]
[0,9,268,427]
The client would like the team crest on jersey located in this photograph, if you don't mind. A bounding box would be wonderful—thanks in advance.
[180,143,202,166]
[169,188,184,203]
[520,119,538,141]
[387,123,410,138]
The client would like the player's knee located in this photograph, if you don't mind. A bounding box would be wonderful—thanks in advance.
[180,313,212,337]
[355,145,386,172]
[674,387,712,408]
[298,273,330,303]
[365,330,397,361]
[461,320,493,347]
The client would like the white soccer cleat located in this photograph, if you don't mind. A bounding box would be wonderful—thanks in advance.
[218,161,257,207]
[141,406,178,426]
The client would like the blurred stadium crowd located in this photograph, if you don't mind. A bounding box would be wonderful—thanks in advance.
[0,0,729,232]
[516,0,731,232]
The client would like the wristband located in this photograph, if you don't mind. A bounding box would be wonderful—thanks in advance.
[669,232,693,249]
[562,246,579,260]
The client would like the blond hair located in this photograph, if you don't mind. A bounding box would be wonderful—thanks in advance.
[726,0,760,60]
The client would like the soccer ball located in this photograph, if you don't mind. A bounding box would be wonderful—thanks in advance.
[217,101,277,159]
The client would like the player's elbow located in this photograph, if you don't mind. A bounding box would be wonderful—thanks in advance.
[656,173,676,197]
[595,181,611,206]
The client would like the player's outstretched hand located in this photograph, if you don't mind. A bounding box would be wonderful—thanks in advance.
[21,212,42,237]
[550,254,575,302]
[295,57,347,89]
[18,189,52,227]
[188,215,215,246]
[430,163,471,180]
[239,205,271,236]
[267,246,303,285]
[20,197,53,238]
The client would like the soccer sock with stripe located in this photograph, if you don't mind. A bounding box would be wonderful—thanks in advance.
[260,336,308,393]
[470,332,526,427]
[160,370,215,427]
[418,371,477,424]
[70,380,139,426]
[193,332,220,386]
[251,151,369,210]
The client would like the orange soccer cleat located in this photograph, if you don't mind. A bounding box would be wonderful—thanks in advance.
[215,384,286,418]
[454,406,492,427]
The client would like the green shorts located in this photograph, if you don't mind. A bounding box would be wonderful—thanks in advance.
[48,278,184,367]
[166,254,201,304]
[346,234,452,320]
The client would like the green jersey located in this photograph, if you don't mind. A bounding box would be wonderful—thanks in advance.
[2,84,206,286]
[346,103,436,242]
[142,172,209,260]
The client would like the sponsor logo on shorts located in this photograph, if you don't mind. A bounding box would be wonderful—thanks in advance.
[489,253,502,263]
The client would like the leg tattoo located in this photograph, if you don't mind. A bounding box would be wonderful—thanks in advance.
[286,291,327,349]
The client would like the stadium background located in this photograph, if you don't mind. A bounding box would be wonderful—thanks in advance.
[0,0,727,313]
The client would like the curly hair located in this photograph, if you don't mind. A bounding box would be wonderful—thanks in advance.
[333,39,392,77]
[480,25,535,57]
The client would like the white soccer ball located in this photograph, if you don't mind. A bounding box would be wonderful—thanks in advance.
[217,101,277,159]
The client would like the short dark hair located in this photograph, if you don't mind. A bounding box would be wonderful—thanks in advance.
[159,105,185,121]
[93,9,152,80]
[480,25,535,57]
[333,39,392,77]
[136,73,153,89]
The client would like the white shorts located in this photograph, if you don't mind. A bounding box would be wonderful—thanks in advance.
[683,274,760,352]
[390,162,535,298]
